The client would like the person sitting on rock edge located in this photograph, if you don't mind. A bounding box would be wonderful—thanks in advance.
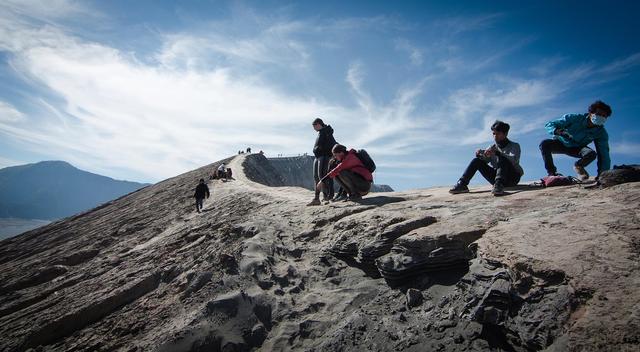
[307,118,338,206]
[315,144,373,202]
[539,100,612,181]
[449,120,524,196]
[194,179,210,213]
[217,163,227,180]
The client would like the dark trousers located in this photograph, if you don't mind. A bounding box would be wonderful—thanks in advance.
[539,139,597,175]
[314,156,334,199]
[335,170,371,196]
[460,156,521,187]
[195,198,204,212]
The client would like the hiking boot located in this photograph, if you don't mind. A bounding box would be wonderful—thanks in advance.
[492,183,506,196]
[573,165,589,181]
[449,182,469,194]
[306,198,321,206]
[332,194,348,202]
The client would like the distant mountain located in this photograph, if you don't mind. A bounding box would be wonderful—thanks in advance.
[267,155,394,192]
[0,161,149,220]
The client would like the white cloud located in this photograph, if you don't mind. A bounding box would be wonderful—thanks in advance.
[0,155,23,169]
[0,0,91,22]
[0,101,25,122]
[395,39,423,66]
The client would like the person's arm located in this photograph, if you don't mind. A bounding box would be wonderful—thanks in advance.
[328,153,361,179]
[594,131,611,175]
[545,114,576,136]
[206,185,210,198]
[495,143,520,166]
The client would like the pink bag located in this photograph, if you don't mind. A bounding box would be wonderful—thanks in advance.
[541,175,576,187]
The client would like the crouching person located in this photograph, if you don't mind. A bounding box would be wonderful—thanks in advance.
[317,144,372,202]
[539,100,612,180]
[450,121,524,196]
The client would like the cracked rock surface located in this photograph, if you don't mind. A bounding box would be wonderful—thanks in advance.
[1,153,639,351]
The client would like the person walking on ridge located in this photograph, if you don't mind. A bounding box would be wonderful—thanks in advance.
[194,179,210,213]
[539,100,612,180]
[307,118,338,206]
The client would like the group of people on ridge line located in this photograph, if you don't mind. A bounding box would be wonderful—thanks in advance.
[193,100,613,210]
[449,100,612,196]
[308,118,373,205]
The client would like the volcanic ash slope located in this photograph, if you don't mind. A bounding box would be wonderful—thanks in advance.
[0,154,639,352]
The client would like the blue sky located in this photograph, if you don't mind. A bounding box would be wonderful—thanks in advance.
[0,0,638,191]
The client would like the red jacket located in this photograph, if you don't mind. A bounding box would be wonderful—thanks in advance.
[327,149,373,182]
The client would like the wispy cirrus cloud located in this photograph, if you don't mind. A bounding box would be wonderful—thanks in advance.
[0,101,25,122]
[395,39,423,66]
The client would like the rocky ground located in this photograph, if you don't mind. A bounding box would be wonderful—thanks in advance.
[0,153,638,351]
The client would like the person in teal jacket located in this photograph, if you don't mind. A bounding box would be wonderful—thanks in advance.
[539,100,612,180]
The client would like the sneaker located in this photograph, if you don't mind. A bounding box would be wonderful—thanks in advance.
[449,182,469,194]
[492,183,506,196]
[306,198,321,206]
[573,165,589,181]
[347,194,362,202]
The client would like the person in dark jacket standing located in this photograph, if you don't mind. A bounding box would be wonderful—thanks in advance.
[194,179,210,213]
[308,118,338,206]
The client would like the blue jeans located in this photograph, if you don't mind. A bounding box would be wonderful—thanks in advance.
[460,156,521,187]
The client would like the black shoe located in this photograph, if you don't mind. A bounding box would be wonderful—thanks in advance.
[492,183,506,196]
[449,182,469,194]
[332,194,348,202]
[347,194,362,202]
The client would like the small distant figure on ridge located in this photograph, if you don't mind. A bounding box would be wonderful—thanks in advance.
[539,100,612,181]
[259,150,264,155]
[246,147,252,153]
[449,121,524,196]
[308,118,338,206]
[194,179,210,213]
[217,163,227,180]
[315,144,374,203]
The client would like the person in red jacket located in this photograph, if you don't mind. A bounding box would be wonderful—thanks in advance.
[315,144,372,202]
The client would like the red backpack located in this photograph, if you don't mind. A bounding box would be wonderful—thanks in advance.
[541,175,576,187]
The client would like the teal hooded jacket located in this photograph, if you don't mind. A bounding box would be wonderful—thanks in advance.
[544,113,610,173]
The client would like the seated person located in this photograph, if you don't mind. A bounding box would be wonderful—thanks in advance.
[539,100,612,180]
[217,163,227,179]
[316,144,372,202]
[449,120,524,196]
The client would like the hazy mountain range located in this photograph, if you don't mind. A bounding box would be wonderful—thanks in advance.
[0,161,149,238]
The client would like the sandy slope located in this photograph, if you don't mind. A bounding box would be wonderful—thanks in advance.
[0,154,638,352]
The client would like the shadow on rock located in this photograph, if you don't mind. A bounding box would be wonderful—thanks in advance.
[355,196,407,206]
